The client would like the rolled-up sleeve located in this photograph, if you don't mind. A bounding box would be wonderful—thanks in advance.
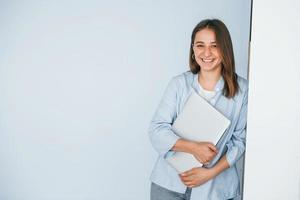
[148,77,181,157]
[226,87,248,167]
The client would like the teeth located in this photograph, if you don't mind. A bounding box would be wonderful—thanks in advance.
[202,58,213,62]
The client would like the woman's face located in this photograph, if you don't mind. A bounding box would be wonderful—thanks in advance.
[193,28,222,73]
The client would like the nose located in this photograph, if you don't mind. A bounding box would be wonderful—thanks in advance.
[203,47,212,57]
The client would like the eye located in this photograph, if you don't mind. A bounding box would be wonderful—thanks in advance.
[211,44,218,48]
[194,44,204,48]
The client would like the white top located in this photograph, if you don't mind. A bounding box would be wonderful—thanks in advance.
[198,83,216,101]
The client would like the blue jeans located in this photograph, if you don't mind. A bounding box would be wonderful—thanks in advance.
[150,182,235,200]
[150,182,192,200]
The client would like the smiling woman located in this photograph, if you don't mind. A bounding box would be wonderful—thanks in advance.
[189,19,239,98]
[149,19,248,200]
[192,29,222,74]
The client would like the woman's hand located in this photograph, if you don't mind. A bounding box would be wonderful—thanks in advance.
[172,139,218,165]
[190,142,218,165]
[179,167,215,188]
[180,155,231,188]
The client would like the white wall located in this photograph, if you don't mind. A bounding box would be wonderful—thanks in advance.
[243,0,300,199]
[0,1,251,199]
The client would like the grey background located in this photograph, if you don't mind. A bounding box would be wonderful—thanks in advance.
[0,1,251,199]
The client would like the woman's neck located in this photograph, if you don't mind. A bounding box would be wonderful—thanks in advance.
[198,70,221,91]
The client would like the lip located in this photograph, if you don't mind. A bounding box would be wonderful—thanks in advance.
[201,58,214,63]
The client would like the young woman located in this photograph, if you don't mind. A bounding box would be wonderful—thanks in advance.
[149,19,248,200]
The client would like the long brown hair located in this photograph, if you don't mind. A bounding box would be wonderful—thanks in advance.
[189,19,239,98]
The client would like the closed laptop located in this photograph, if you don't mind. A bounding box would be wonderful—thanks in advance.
[166,92,230,173]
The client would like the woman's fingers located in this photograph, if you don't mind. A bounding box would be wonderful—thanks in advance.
[185,182,195,187]
[193,142,218,164]
[207,143,218,153]
[181,168,198,179]
[180,176,195,187]
[181,168,195,177]
[180,174,193,182]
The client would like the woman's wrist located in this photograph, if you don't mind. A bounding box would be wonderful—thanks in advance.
[207,167,218,179]
[172,139,196,154]
[208,155,230,179]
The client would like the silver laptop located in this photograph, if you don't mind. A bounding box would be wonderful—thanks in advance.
[166,92,230,173]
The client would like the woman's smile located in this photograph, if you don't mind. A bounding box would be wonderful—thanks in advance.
[201,58,214,63]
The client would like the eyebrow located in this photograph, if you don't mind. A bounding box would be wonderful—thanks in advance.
[194,41,217,44]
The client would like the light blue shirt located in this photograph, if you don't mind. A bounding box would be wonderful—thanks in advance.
[149,71,248,200]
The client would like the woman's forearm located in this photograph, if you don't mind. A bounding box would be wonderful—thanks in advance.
[209,155,230,178]
[171,138,195,154]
